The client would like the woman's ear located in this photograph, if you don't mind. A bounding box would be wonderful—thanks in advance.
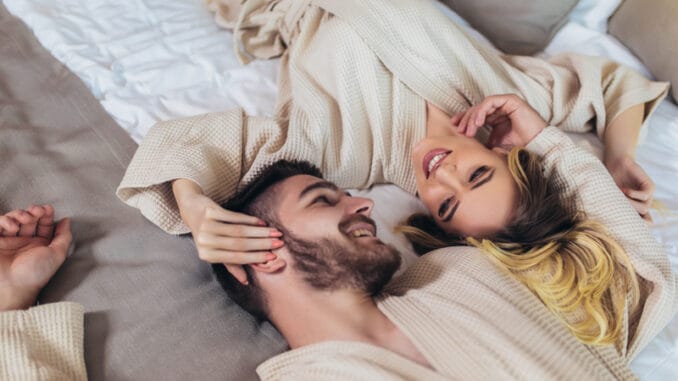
[251,254,286,274]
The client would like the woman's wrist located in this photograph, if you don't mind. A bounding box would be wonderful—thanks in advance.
[172,179,205,229]
[172,179,204,205]
[603,145,635,168]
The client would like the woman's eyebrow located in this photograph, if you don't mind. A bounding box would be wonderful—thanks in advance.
[471,169,494,190]
[442,200,459,223]
[298,181,339,200]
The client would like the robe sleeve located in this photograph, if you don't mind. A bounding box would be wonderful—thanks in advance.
[0,302,86,381]
[527,127,677,359]
[117,109,302,234]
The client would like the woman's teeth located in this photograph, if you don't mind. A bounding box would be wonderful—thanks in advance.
[428,152,448,174]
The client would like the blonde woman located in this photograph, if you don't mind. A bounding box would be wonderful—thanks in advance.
[117,0,675,358]
[402,93,649,349]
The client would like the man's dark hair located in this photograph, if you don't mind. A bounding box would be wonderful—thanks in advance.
[211,160,323,322]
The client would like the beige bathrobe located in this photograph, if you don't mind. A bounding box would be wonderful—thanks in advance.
[5,129,674,379]
[3,0,674,378]
[117,0,668,235]
[255,127,677,380]
[115,0,673,361]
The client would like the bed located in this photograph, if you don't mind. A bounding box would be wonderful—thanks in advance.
[1,0,677,379]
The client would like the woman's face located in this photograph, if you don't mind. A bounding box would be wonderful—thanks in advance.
[412,130,519,238]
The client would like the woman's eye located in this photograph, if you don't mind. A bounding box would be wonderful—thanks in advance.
[470,166,489,182]
[438,197,451,218]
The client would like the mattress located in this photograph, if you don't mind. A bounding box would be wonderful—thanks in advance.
[5,0,677,379]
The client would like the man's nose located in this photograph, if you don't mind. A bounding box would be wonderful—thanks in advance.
[346,196,374,216]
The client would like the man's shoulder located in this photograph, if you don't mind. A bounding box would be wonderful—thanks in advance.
[257,341,444,381]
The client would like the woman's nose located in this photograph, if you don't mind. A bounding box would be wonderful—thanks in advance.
[432,163,461,190]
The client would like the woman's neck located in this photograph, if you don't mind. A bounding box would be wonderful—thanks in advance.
[425,102,452,138]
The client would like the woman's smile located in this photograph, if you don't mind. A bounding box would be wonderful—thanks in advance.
[423,149,452,179]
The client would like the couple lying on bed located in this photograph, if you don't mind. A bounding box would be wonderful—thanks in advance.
[0,98,672,379]
[118,0,674,349]
[2,0,676,378]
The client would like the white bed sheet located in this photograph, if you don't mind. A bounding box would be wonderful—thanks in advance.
[5,0,677,379]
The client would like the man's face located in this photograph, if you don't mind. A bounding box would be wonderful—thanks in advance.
[272,175,401,294]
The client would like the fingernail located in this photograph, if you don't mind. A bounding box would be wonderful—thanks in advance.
[271,239,284,248]
[269,229,283,237]
[266,253,277,261]
[257,219,268,226]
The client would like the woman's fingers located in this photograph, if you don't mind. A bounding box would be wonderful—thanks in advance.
[205,207,265,226]
[196,233,284,252]
[226,264,249,285]
[450,112,464,127]
[627,198,650,216]
[623,187,653,202]
[198,248,275,265]
[203,220,281,238]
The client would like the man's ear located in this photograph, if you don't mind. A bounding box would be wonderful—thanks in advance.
[250,254,286,274]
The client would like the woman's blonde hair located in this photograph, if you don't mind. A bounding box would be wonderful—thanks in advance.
[399,147,640,346]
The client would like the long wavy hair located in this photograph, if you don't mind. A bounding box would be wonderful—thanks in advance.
[399,147,640,346]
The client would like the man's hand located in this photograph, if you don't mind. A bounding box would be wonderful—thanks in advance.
[172,179,281,285]
[605,156,655,223]
[0,205,71,311]
[451,94,548,148]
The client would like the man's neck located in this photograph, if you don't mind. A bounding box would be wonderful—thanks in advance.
[268,288,431,368]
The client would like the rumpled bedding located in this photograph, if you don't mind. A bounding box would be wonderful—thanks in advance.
[3,0,678,379]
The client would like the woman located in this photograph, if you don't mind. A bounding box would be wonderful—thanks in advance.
[117,0,674,356]
[403,93,645,349]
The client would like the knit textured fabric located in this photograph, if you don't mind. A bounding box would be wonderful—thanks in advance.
[0,302,86,381]
[256,128,676,380]
[117,0,667,235]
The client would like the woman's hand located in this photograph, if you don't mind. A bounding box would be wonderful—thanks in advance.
[602,104,655,222]
[451,94,547,148]
[605,156,655,223]
[0,205,71,311]
[172,179,282,284]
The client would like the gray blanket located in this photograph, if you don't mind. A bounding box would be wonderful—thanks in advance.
[0,5,284,380]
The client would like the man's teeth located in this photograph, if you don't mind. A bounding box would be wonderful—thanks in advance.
[428,153,447,174]
[350,229,373,238]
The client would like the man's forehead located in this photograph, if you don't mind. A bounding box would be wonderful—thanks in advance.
[277,175,337,202]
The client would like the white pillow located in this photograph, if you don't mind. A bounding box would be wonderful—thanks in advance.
[568,0,622,32]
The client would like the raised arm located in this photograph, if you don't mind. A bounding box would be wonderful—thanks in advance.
[455,94,676,357]
[527,127,677,358]
[117,109,295,282]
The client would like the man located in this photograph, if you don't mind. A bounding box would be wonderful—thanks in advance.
[2,121,671,379]
[210,160,636,380]
[0,165,636,380]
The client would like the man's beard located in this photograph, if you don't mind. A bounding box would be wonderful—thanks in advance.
[283,215,402,296]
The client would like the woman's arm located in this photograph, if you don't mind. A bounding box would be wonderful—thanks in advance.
[528,127,676,358]
[602,104,655,221]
